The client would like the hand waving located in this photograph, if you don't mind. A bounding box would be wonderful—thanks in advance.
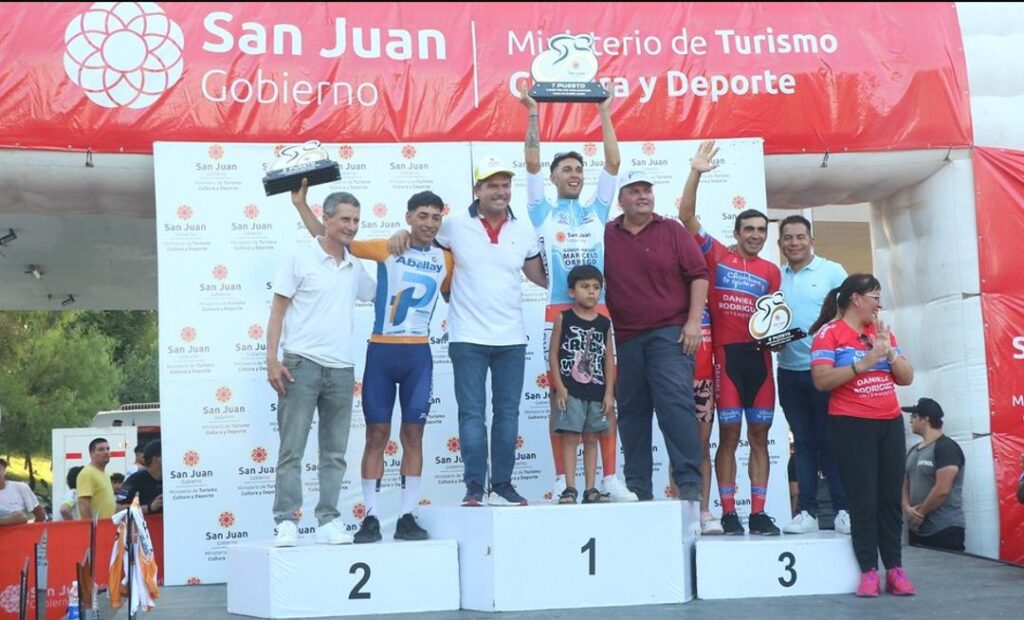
[691,141,720,174]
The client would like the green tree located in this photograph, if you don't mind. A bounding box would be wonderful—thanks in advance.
[0,312,122,488]
[78,311,159,403]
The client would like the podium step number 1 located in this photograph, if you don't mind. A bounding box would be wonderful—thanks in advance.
[418,502,688,612]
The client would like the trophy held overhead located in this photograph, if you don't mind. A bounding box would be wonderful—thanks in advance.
[528,34,609,103]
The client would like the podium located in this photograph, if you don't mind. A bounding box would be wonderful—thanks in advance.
[696,531,860,599]
[418,501,689,611]
[226,539,459,618]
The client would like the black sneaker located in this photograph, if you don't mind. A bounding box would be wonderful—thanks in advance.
[353,515,382,543]
[488,482,528,506]
[462,482,486,507]
[721,511,745,535]
[394,513,428,541]
[748,512,781,536]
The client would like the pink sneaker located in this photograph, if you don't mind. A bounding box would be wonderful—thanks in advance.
[885,567,916,596]
[856,568,880,597]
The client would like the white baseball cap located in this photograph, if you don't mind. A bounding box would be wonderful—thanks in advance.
[473,155,516,183]
[617,169,654,192]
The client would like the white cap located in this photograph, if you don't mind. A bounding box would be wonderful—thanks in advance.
[617,169,654,192]
[473,155,516,183]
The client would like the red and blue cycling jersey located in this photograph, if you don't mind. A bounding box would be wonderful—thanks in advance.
[695,229,782,346]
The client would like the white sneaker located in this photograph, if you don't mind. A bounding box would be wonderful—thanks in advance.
[316,518,354,545]
[782,510,819,534]
[603,475,638,502]
[834,510,852,534]
[552,474,567,504]
[701,513,725,535]
[274,520,298,547]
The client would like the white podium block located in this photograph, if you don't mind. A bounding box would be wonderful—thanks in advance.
[418,501,688,611]
[226,539,459,618]
[696,531,860,599]
[679,500,702,602]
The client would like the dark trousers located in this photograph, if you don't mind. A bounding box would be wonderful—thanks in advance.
[829,415,905,572]
[910,526,965,552]
[779,369,847,512]
[615,326,701,500]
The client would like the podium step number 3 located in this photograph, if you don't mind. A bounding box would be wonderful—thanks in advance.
[696,532,861,599]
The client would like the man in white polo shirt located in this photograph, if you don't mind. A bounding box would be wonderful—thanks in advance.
[267,191,375,546]
[443,157,548,506]
[393,156,547,506]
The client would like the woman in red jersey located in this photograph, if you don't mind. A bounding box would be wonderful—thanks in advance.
[809,274,915,598]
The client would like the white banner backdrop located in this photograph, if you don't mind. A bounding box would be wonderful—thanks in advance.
[156,138,786,585]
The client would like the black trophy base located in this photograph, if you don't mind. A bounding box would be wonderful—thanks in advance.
[262,159,341,196]
[755,328,807,351]
[529,81,608,103]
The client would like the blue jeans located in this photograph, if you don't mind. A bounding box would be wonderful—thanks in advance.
[778,369,847,512]
[449,342,526,488]
[615,326,701,499]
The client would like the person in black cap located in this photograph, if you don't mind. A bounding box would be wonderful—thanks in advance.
[902,398,965,552]
[116,440,163,515]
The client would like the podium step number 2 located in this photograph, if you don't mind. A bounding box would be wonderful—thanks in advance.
[227,540,459,618]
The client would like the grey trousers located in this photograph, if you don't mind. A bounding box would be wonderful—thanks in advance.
[273,353,354,526]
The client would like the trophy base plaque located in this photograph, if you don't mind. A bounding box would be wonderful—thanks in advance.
[529,81,608,103]
[262,158,341,196]
[755,328,807,351]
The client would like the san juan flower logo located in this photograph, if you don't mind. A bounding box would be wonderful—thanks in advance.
[182,450,200,468]
[180,326,197,343]
[243,204,260,220]
[339,145,355,160]
[515,435,525,450]
[418,498,432,506]
[384,440,399,457]
[555,231,567,243]
[212,264,228,280]
[536,372,551,390]
[401,145,417,159]
[186,577,201,586]
[373,203,388,219]
[352,503,367,520]
[176,204,193,220]
[63,2,184,109]
[215,386,233,403]
[732,195,747,210]
[218,511,235,528]
[583,143,598,157]
[248,324,264,340]
[642,142,656,156]
[251,446,268,464]
[208,144,224,160]
[446,436,461,454]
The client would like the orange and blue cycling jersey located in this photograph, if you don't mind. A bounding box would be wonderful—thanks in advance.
[351,240,453,344]
[352,239,452,425]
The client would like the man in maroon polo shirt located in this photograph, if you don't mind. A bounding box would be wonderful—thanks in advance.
[604,170,709,501]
